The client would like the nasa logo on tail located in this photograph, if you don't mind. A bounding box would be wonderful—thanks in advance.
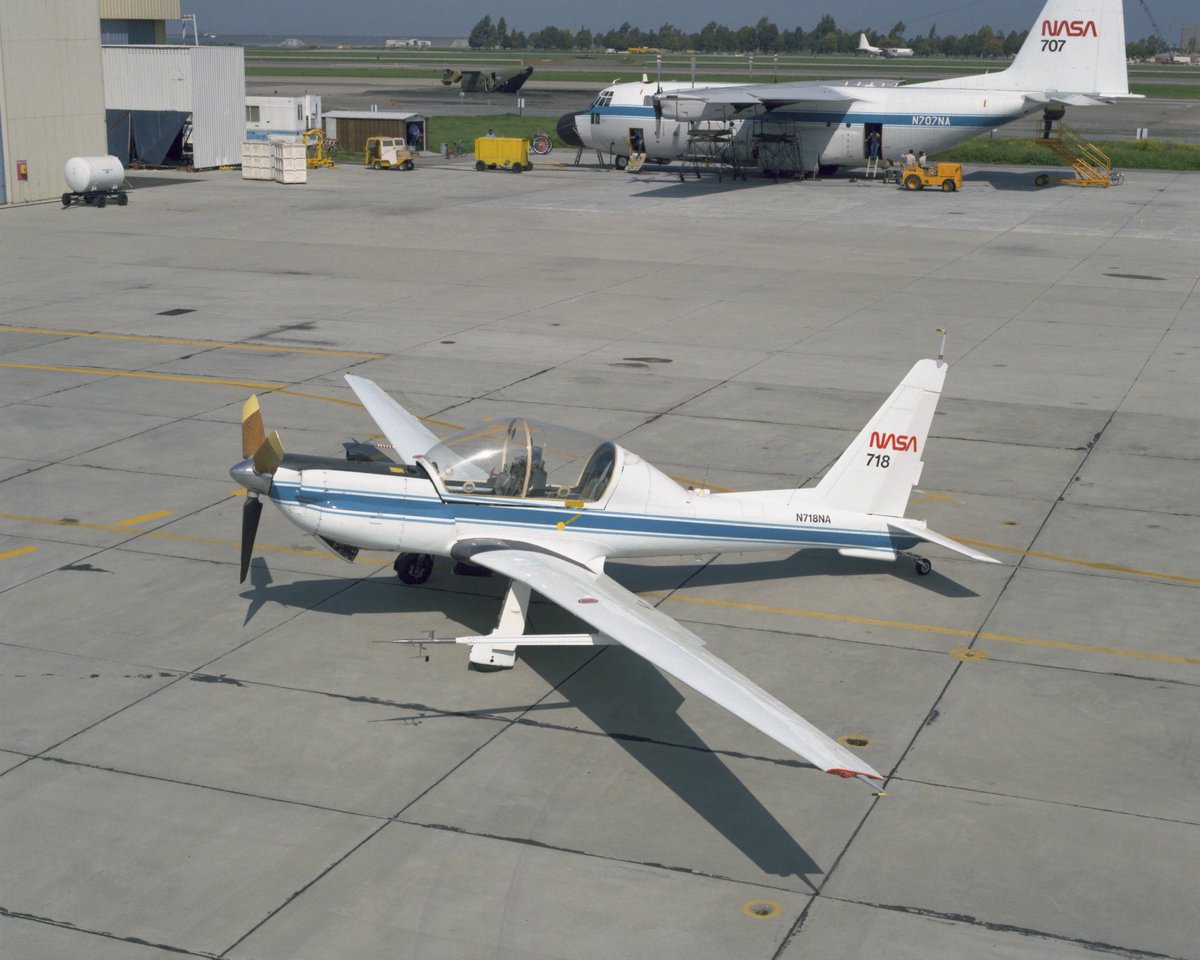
[870,432,918,452]
[1042,19,1098,36]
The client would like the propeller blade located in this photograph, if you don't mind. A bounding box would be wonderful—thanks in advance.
[240,496,263,583]
[241,395,265,459]
[253,429,284,475]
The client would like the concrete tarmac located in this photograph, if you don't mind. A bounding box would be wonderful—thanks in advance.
[1,157,1198,960]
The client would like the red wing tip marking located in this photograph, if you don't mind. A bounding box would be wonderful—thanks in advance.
[828,768,884,780]
[578,597,599,604]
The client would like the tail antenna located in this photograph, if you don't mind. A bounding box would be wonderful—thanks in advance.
[935,327,947,362]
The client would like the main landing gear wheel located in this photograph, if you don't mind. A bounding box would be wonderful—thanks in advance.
[614,155,628,170]
[394,552,434,584]
[914,557,933,576]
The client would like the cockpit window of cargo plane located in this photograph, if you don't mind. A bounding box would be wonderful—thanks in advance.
[592,90,614,107]
[426,419,617,502]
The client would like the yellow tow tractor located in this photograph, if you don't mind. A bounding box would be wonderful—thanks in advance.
[364,136,417,171]
[901,161,963,192]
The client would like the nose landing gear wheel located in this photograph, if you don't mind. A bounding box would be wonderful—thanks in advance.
[914,557,933,576]
[395,552,434,584]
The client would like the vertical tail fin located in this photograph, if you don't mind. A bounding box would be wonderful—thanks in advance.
[815,359,946,518]
[917,0,1131,97]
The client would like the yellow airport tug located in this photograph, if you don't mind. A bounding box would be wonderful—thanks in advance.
[901,161,963,192]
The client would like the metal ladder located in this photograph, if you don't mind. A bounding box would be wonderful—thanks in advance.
[1033,119,1115,187]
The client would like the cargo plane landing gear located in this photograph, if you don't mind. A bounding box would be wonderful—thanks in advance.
[912,556,933,576]
[394,552,434,584]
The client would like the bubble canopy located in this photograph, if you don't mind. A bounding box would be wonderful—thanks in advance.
[423,418,617,501]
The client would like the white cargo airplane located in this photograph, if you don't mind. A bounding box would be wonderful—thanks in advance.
[558,0,1136,173]
[858,33,914,58]
[232,348,997,789]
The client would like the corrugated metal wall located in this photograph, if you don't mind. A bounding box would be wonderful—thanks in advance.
[0,0,108,203]
[99,0,180,19]
[189,46,244,168]
[102,45,245,168]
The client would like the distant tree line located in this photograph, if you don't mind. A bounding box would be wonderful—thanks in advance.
[468,13,1168,58]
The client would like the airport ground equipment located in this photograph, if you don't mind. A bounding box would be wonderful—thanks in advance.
[302,129,336,169]
[901,162,963,192]
[62,156,128,207]
[364,137,416,171]
[474,137,532,172]
[1032,117,1121,187]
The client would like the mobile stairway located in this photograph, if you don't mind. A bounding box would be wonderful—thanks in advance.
[1032,117,1123,187]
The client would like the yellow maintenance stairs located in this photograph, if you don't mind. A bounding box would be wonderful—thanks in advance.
[1032,118,1123,187]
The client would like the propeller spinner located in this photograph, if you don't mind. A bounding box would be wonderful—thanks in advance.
[232,395,283,582]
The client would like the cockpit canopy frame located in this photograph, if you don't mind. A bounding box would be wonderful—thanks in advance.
[422,417,618,503]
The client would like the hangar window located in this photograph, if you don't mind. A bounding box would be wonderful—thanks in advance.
[246,105,260,122]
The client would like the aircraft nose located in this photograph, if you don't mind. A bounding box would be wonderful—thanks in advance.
[231,458,272,494]
[556,112,583,148]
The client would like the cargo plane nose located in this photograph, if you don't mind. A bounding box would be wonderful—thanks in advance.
[556,111,583,148]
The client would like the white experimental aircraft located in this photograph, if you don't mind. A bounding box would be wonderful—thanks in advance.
[857,33,914,58]
[232,349,997,788]
[558,0,1136,173]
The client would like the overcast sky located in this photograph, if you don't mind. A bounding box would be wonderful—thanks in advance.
[183,1,1192,44]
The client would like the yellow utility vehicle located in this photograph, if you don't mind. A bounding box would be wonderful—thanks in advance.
[901,161,962,192]
[474,136,532,172]
[364,137,417,171]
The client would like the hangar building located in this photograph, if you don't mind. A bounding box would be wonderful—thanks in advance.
[0,0,243,204]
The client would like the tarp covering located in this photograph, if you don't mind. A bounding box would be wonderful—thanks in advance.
[106,110,189,166]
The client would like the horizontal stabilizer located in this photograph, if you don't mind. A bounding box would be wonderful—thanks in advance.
[887,518,1000,564]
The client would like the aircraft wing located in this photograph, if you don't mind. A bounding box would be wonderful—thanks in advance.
[344,374,440,464]
[658,82,860,122]
[461,543,884,782]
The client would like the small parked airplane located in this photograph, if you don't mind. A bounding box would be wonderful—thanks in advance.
[558,0,1136,173]
[231,345,997,789]
[857,33,914,58]
[442,64,533,94]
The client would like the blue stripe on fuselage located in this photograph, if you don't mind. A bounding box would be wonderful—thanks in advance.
[586,105,1013,128]
[270,481,918,552]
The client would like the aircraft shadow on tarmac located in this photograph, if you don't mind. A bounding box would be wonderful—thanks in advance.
[238,549,974,880]
[963,169,1057,191]
[523,640,825,884]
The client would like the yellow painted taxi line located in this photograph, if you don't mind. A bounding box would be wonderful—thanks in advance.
[0,545,39,560]
[116,510,174,527]
[0,324,384,359]
[650,593,1200,666]
[0,361,280,392]
[0,512,383,564]
[958,537,1200,586]
[0,361,455,427]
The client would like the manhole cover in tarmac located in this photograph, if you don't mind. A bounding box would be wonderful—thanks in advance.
[742,900,782,919]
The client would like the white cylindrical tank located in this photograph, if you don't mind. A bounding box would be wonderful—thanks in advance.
[64,156,125,194]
